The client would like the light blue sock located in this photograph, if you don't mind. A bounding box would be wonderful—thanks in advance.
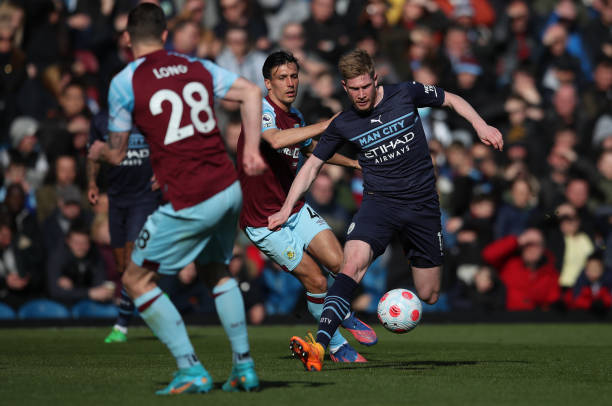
[213,278,252,364]
[134,287,200,370]
[306,291,347,352]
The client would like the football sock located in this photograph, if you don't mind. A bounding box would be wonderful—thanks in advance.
[213,278,252,365]
[134,287,200,370]
[306,291,347,352]
[316,274,359,349]
[116,287,134,329]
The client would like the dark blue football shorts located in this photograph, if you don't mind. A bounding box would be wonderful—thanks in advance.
[109,199,159,248]
[346,193,443,268]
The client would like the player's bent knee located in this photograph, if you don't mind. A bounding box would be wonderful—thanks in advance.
[122,263,155,298]
[418,289,439,305]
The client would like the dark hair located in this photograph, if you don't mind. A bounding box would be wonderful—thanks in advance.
[127,3,167,44]
[262,51,299,80]
[67,220,90,238]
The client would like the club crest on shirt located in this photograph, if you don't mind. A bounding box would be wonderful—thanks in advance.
[262,113,274,129]
[285,248,296,261]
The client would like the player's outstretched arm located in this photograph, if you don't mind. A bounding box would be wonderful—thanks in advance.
[264,113,340,149]
[87,131,129,166]
[268,154,325,230]
[443,92,504,151]
[224,77,266,175]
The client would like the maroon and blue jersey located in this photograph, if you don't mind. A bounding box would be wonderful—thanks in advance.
[108,49,239,210]
[237,96,310,229]
[314,82,445,203]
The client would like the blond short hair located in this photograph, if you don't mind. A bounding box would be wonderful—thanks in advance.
[338,49,375,81]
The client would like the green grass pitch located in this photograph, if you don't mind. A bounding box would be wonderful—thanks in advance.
[1,323,611,405]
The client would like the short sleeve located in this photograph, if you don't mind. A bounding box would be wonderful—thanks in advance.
[107,69,135,133]
[313,119,345,161]
[201,59,239,99]
[261,101,277,131]
[403,81,445,108]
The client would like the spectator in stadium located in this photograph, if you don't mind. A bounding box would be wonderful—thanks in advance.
[216,26,267,92]
[228,243,265,325]
[214,0,270,51]
[302,0,352,65]
[0,159,36,213]
[165,18,200,57]
[306,170,351,243]
[538,142,572,214]
[260,259,303,316]
[38,81,92,160]
[277,21,307,62]
[46,222,114,306]
[493,1,538,86]
[36,154,86,223]
[0,215,44,310]
[494,177,538,239]
[563,251,612,315]
[564,177,597,237]
[446,192,496,285]
[541,0,592,81]
[298,69,344,124]
[435,0,496,28]
[483,227,560,311]
[583,0,612,64]
[0,20,27,145]
[0,116,49,192]
[1,183,43,266]
[545,203,594,289]
[41,184,92,253]
[581,58,612,132]
[449,264,506,313]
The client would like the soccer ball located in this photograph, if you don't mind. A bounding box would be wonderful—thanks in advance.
[377,288,422,333]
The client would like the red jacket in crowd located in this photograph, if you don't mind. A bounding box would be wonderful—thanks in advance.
[482,235,561,311]
[564,285,612,311]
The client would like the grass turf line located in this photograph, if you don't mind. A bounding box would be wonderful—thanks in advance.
[0,324,611,406]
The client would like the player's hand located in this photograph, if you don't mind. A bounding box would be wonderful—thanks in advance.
[6,273,29,290]
[87,184,99,206]
[89,285,113,302]
[150,175,160,191]
[268,208,290,231]
[88,140,106,161]
[475,123,504,151]
[243,149,266,176]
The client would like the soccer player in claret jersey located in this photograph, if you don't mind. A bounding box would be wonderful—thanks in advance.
[269,49,504,371]
[88,3,266,394]
[237,51,377,363]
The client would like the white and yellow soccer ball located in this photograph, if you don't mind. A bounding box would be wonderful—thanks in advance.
[377,288,422,333]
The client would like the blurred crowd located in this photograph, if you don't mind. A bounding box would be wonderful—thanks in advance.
[0,0,611,322]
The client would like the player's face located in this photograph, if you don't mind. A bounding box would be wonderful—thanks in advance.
[265,63,299,108]
[343,73,378,112]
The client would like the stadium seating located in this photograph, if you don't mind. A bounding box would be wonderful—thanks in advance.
[71,300,118,319]
[18,299,70,319]
[0,302,16,319]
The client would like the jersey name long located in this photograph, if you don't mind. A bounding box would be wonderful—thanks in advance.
[108,49,239,210]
